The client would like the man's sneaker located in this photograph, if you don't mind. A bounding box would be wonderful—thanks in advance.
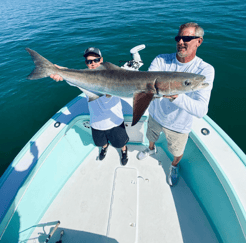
[99,144,109,161]
[137,146,157,160]
[168,165,179,186]
[121,146,128,166]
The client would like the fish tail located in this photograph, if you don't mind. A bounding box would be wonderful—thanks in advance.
[26,48,57,80]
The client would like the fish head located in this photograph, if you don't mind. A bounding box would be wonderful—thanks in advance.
[178,74,208,93]
[190,78,209,92]
[155,73,208,96]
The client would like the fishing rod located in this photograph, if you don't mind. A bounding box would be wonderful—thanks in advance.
[55,230,64,243]
[45,221,60,243]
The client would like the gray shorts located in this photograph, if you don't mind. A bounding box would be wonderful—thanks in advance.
[146,115,188,157]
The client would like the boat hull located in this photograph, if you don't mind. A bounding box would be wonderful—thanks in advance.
[0,94,246,242]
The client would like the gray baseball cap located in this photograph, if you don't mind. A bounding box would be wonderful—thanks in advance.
[83,47,102,57]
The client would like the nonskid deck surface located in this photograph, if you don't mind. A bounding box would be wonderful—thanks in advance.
[29,145,218,243]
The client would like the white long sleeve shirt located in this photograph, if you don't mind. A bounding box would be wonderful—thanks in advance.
[87,95,124,130]
[67,74,124,131]
[148,53,215,133]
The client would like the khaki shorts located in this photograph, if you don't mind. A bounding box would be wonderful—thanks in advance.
[146,115,188,157]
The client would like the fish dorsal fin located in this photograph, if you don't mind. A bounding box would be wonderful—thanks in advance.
[99,62,122,70]
[85,62,121,71]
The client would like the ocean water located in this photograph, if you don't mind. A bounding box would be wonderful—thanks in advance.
[0,0,245,176]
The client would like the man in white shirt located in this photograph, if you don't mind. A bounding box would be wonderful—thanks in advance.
[50,47,129,165]
[137,23,215,186]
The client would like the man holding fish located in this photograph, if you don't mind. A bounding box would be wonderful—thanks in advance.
[137,22,215,186]
[50,47,129,166]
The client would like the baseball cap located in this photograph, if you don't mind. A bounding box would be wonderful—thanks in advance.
[83,47,102,57]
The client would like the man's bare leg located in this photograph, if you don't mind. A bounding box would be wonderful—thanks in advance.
[102,143,108,149]
[149,141,155,150]
[121,145,127,151]
[172,154,183,167]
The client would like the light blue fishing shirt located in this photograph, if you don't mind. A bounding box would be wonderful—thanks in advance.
[148,53,215,134]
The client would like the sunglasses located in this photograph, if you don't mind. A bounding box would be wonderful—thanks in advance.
[175,36,200,42]
[85,57,101,64]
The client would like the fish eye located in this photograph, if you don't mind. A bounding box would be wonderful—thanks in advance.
[185,80,191,86]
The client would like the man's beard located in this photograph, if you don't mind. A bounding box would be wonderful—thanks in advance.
[177,45,188,58]
[177,51,188,58]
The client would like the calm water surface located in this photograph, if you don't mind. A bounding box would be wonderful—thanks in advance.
[0,0,246,176]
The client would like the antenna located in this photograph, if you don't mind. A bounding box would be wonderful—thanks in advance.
[121,44,146,71]
[130,44,146,62]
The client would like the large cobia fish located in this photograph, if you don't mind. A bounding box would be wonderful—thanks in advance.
[26,48,208,126]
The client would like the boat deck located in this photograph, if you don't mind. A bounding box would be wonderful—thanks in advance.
[29,144,219,243]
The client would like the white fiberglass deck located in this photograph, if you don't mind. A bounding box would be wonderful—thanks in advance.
[29,144,218,243]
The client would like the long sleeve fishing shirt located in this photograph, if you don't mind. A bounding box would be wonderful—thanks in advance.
[148,53,215,134]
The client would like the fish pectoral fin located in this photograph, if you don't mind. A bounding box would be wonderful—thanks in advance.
[132,92,154,126]
[78,87,103,102]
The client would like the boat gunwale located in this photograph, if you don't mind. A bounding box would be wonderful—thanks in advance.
[189,116,246,240]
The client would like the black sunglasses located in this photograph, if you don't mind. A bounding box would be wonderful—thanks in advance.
[85,57,101,64]
[175,36,200,42]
